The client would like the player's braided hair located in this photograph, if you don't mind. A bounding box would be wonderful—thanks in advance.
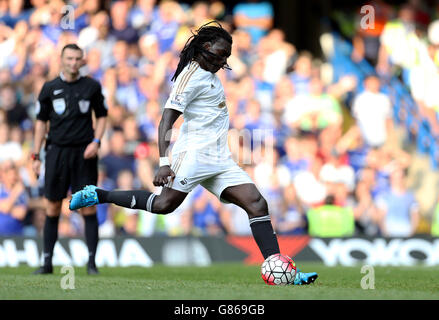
[171,20,232,82]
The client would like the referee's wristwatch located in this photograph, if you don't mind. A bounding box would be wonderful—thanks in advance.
[31,153,40,161]
[92,138,101,146]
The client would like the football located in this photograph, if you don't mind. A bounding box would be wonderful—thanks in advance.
[261,253,297,285]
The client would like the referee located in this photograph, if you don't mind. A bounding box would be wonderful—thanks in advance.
[32,44,107,275]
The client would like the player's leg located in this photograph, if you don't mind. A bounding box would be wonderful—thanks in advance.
[70,185,188,215]
[220,183,317,285]
[70,151,191,214]
[33,200,62,274]
[71,145,100,274]
[219,183,280,259]
[80,206,99,274]
[97,186,188,214]
[34,145,69,275]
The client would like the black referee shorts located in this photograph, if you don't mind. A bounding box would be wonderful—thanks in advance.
[44,144,98,202]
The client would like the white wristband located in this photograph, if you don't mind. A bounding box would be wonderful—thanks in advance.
[159,157,170,167]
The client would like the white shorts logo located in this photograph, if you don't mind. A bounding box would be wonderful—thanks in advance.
[53,98,66,115]
[78,100,90,113]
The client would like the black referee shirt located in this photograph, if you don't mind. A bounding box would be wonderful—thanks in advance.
[36,73,107,147]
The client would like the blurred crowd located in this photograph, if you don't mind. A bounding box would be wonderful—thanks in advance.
[0,0,437,238]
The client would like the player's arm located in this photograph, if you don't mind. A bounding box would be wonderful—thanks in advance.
[154,66,201,186]
[31,120,46,177]
[32,83,51,177]
[84,116,107,159]
[158,108,182,158]
[153,108,182,187]
[84,82,108,159]
[33,119,47,156]
[94,116,107,142]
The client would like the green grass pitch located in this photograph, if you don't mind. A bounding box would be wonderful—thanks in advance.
[1,263,439,300]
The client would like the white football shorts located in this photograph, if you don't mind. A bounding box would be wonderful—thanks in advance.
[165,151,254,202]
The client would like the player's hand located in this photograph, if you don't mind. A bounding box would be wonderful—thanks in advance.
[83,142,99,159]
[153,166,175,187]
[32,159,41,178]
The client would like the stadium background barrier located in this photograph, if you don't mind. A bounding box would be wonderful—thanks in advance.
[0,236,438,267]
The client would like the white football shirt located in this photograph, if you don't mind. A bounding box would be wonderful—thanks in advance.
[164,61,231,161]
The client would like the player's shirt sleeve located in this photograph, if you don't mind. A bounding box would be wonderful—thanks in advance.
[91,82,107,118]
[36,82,52,122]
[164,63,203,113]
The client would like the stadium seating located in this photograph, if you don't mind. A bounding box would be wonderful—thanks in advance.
[326,32,438,168]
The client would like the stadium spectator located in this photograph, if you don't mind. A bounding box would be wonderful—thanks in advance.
[233,0,273,44]
[378,3,418,77]
[263,29,295,85]
[148,0,181,53]
[351,0,393,66]
[122,115,141,155]
[188,1,213,28]
[138,99,161,142]
[284,77,342,134]
[293,152,326,208]
[188,186,225,236]
[352,75,394,148]
[72,0,101,35]
[375,166,420,237]
[109,0,139,45]
[83,11,114,69]
[278,135,308,183]
[128,0,157,34]
[220,202,253,235]
[288,51,312,96]
[0,0,434,238]
[100,128,136,185]
[0,122,23,163]
[353,169,381,236]
[115,62,142,112]
[319,149,355,204]
[0,0,32,28]
[232,29,253,67]
[307,194,355,237]
[134,142,156,191]
[82,47,104,82]
[275,183,306,235]
[137,33,160,77]
[0,159,28,236]
[0,83,29,127]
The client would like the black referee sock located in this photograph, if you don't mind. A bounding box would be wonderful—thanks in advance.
[249,215,280,259]
[84,213,99,267]
[43,215,59,267]
[96,189,156,212]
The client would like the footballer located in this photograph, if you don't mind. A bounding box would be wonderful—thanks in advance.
[70,21,318,285]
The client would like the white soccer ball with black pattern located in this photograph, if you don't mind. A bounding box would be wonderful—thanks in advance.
[261,253,297,285]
